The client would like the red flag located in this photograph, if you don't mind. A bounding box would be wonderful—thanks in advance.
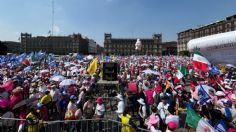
[22,58,30,65]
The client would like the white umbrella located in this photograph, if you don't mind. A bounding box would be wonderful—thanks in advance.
[85,55,93,60]
[142,69,160,75]
[226,64,235,68]
[64,62,71,67]
[141,63,149,67]
[40,69,49,74]
[70,66,78,71]
[59,79,76,86]
[51,75,65,82]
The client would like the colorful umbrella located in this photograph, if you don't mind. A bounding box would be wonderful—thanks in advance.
[40,69,49,74]
[50,75,65,82]
[59,79,76,86]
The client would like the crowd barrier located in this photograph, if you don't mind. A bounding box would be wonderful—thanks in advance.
[0,117,149,132]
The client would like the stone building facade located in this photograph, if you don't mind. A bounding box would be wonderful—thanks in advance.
[20,33,90,55]
[104,33,159,55]
[104,33,176,56]
[177,14,236,54]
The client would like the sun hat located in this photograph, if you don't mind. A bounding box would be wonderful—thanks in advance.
[215,91,225,96]
[137,98,145,105]
[96,97,104,104]
[115,94,124,100]
[168,121,177,129]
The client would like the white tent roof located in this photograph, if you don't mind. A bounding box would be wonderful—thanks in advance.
[188,30,236,52]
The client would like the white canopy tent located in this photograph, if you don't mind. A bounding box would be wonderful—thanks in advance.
[188,30,236,65]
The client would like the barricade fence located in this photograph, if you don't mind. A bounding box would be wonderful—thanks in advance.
[0,117,149,132]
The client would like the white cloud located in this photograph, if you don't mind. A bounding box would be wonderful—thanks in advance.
[0,21,20,42]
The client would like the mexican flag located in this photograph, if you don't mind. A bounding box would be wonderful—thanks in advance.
[186,107,215,131]
[30,52,38,64]
[192,52,210,72]
[174,66,189,84]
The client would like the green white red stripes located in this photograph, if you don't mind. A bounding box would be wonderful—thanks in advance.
[192,52,210,72]
[174,66,189,84]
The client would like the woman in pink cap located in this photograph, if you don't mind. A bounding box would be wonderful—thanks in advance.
[147,113,161,132]
[166,121,177,132]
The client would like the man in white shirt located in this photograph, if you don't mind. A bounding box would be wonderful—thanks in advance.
[115,94,125,121]
[49,84,60,113]
[157,96,169,121]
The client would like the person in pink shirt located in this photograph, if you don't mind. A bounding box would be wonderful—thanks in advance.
[145,87,154,115]
[10,88,23,109]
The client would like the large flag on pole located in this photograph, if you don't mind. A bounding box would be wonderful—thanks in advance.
[192,52,210,72]
[186,107,215,131]
[87,58,98,76]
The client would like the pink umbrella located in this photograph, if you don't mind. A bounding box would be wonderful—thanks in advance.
[0,99,10,108]
[0,80,14,92]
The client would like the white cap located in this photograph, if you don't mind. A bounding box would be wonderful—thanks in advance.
[215,91,225,96]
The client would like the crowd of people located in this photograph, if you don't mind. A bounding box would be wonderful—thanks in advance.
[0,53,236,132]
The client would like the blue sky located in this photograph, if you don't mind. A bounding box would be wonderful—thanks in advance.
[0,0,235,45]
